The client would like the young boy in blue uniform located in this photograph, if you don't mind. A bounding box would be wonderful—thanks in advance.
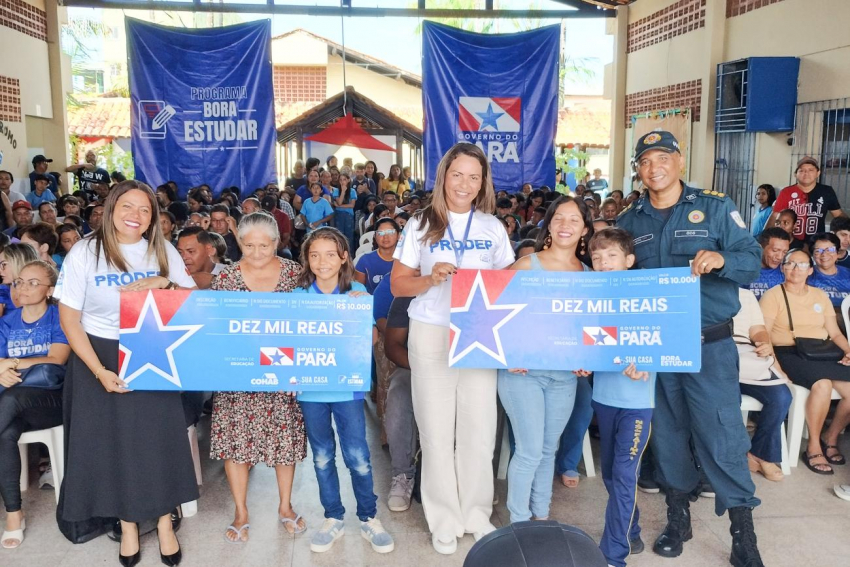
[588,228,656,567]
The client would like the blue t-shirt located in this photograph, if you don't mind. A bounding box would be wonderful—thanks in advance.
[592,369,656,410]
[745,267,784,300]
[301,197,334,228]
[26,190,57,207]
[332,187,357,215]
[296,184,332,202]
[294,281,369,404]
[808,265,850,307]
[372,276,394,323]
[750,206,773,238]
[0,304,68,359]
[0,285,15,315]
[355,250,393,294]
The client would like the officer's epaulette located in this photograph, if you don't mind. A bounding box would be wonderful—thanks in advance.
[618,202,634,216]
[700,189,727,199]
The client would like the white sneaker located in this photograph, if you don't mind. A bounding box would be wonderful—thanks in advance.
[310,518,345,553]
[473,524,497,541]
[360,517,394,553]
[432,533,457,555]
[834,484,850,502]
[387,474,414,512]
[38,465,53,489]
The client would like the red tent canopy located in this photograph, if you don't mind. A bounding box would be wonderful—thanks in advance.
[304,113,396,152]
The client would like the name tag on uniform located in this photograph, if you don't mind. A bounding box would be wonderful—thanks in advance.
[674,230,709,238]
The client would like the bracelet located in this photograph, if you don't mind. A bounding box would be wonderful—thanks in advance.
[94,365,106,382]
[165,280,178,290]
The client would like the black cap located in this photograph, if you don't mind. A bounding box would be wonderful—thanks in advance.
[33,173,51,182]
[31,154,52,164]
[634,131,680,161]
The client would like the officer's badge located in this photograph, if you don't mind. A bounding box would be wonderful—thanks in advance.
[643,133,661,145]
[730,211,747,229]
[688,210,705,224]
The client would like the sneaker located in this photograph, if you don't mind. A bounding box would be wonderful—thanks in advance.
[432,533,457,555]
[38,465,53,489]
[361,518,394,553]
[697,480,715,499]
[834,484,850,502]
[637,477,660,494]
[310,518,345,553]
[472,524,497,542]
[387,474,414,512]
[629,536,645,554]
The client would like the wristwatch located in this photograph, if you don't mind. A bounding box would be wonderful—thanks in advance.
[165,281,179,290]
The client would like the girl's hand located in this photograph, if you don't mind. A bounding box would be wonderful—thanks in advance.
[96,369,131,394]
[753,341,774,358]
[623,362,649,382]
[119,276,169,292]
[347,290,369,298]
[840,353,850,366]
[429,262,457,287]
[0,358,17,373]
[573,369,591,377]
[508,368,528,375]
[0,368,21,388]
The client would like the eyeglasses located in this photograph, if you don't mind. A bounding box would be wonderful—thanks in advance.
[783,261,811,270]
[376,229,397,236]
[813,246,837,255]
[12,279,50,289]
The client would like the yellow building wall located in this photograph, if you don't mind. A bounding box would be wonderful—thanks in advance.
[325,53,421,109]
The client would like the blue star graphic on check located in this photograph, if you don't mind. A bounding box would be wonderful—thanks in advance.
[449,272,526,366]
[593,330,610,345]
[269,351,285,365]
[119,292,202,388]
[476,103,504,131]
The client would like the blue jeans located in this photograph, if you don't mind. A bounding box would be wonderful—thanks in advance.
[335,211,356,250]
[498,369,576,522]
[739,382,792,464]
[300,400,378,521]
[556,375,593,475]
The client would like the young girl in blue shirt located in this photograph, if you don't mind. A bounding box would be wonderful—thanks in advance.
[293,227,394,555]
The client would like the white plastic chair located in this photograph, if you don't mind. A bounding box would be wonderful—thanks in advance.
[497,427,595,479]
[18,425,64,504]
[787,384,843,467]
[841,295,850,333]
[181,424,202,517]
[741,393,791,476]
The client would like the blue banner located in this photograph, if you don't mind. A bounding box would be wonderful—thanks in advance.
[118,290,373,392]
[127,19,277,198]
[449,267,702,372]
[422,22,559,193]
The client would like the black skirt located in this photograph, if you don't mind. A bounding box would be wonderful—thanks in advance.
[61,334,199,523]
[774,345,850,390]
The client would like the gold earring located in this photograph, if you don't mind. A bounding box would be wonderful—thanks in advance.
[544,234,552,250]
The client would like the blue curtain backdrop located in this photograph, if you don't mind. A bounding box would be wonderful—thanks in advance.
[127,19,277,199]
[422,21,560,193]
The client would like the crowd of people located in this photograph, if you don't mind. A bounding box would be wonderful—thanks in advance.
[0,134,849,567]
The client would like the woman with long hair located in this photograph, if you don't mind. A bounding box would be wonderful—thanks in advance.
[751,184,776,238]
[334,171,357,249]
[391,142,514,554]
[56,180,198,567]
[380,164,409,196]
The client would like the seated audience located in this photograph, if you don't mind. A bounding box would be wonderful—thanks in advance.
[176,227,225,289]
[830,216,850,269]
[760,249,850,475]
[18,223,59,267]
[355,218,399,294]
[746,227,790,299]
[807,232,850,308]
[774,209,804,250]
[734,288,791,482]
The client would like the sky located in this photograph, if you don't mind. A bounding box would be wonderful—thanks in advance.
[69,0,614,95]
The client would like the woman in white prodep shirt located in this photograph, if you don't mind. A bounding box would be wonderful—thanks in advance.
[391,143,515,555]
[55,181,198,567]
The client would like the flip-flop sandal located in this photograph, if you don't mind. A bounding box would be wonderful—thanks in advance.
[803,451,834,475]
[561,471,580,488]
[279,514,307,535]
[224,523,249,544]
[1,519,26,549]
[820,438,846,465]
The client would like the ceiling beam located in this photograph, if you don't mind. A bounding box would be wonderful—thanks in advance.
[59,0,616,18]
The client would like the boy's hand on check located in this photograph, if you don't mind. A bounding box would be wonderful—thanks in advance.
[573,369,591,377]
[623,362,649,382]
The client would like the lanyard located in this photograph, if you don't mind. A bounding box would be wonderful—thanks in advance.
[445,207,475,269]
[311,281,339,294]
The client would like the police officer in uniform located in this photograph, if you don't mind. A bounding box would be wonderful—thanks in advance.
[618,131,764,567]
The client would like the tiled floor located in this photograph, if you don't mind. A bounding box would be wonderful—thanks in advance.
[5,402,850,566]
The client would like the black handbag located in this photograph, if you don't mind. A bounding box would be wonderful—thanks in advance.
[780,285,845,361]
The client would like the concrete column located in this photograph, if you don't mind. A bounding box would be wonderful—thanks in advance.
[695,0,727,188]
[44,1,71,192]
[607,6,629,190]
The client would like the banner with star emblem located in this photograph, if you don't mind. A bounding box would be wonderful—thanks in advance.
[449,267,701,372]
[118,290,373,391]
[422,21,559,193]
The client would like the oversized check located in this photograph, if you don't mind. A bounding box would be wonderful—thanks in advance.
[449,267,701,372]
[118,290,373,391]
